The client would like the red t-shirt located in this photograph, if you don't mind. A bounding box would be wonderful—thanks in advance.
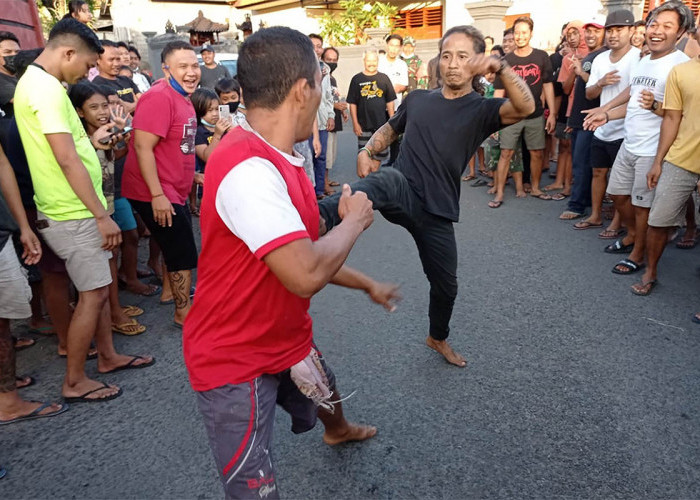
[183,125,319,390]
[122,82,196,205]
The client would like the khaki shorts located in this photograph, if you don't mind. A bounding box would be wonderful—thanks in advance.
[36,213,112,292]
[0,241,32,319]
[647,161,700,228]
[499,115,546,151]
[606,144,656,208]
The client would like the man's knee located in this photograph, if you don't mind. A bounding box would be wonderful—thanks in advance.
[79,286,109,305]
[499,149,515,162]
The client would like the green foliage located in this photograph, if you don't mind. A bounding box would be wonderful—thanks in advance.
[319,0,399,46]
[39,0,98,37]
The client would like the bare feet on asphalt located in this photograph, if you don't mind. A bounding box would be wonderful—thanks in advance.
[426,337,466,367]
[323,423,377,445]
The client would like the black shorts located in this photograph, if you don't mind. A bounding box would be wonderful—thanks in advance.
[129,199,198,272]
[590,136,623,169]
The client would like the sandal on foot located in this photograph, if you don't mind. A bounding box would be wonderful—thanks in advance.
[559,211,584,220]
[531,193,552,200]
[0,401,69,425]
[598,228,625,240]
[631,279,657,296]
[573,220,603,230]
[112,321,147,336]
[612,258,645,275]
[122,305,144,318]
[461,175,476,182]
[551,192,569,201]
[64,383,122,404]
[471,178,488,187]
[100,355,155,374]
[488,200,503,209]
[605,239,634,254]
[329,181,340,187]
[676,235,699,250]
[13,337,36,351]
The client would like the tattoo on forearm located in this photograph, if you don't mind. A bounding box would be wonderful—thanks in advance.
[169,271,190,310]
[502,68,534,105]
[0,330,17,392]
[366,123,397,154]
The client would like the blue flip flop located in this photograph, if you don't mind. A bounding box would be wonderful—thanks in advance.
[0,401,69,426]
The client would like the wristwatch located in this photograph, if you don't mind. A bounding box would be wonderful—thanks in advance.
[651,100,659,111]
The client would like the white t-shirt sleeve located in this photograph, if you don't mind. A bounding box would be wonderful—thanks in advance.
[397,60,409,86]
[215,157,309,259]
[586,56,603,88]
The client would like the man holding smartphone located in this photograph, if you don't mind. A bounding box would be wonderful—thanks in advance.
[123,41,201,328]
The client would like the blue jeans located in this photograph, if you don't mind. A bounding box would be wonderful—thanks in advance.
[567,128,593,214]
[308,130,328,195]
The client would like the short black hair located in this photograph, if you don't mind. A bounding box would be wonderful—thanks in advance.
[214,77,240,96]
[0,31,20,46]
[439,25,486,54]
[115,41,129,50]
[633,20,646,28]
[67,0,88,17]
[100,39,117,48]
[69,81,107,109]
[160,40,195,64]
[308,33,323,43]
[491,45,505,57]
[191,87,220,122]
[321,46,339,60]
[386,34,403,44]
[47,17,103,54]
[503,27,514,37]
[119,65,132,73]
[513,16,534,32]
[239,27,318,110]
[128,45,141,59]
[14,48,43,78]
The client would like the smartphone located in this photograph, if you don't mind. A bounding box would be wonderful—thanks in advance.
[219,104,231,122]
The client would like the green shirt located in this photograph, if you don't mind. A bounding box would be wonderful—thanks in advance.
[14,65,106,221]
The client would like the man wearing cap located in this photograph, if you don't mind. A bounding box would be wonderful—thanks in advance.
[572,9,639,232]
[559,15,606,222]
[400,36,426,97]
[198,44,230,90]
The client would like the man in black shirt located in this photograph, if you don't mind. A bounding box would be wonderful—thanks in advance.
[322,46,347,192]
[320,26,535,367]
[347,50,396,163]
[559,19,606,220]
[492,16,556,206]
[92,40,140,115]
[0,31,20,118]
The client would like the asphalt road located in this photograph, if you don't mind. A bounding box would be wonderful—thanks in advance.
[2,127,700,499]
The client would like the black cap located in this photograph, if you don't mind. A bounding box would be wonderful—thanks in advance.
[605,9,635,28]
[200,43,214,54]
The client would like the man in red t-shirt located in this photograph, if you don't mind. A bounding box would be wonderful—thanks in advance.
[183,28,398,498]
[122,41,201,327]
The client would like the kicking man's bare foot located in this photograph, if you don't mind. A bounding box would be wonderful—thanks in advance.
[426,337,466,367]
[323,423,377,446]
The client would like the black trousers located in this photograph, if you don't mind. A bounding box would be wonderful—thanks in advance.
[318,168,457,341]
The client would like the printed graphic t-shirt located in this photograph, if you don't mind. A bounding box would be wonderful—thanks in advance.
[122,82,196,205]
[346,72,397,132]
[92,75,140,103]
[494,48,554,119]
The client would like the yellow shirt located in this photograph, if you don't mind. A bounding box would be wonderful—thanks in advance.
[14,65,106,221]
[663,58,700,174]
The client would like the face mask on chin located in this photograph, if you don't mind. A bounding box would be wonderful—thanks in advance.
[2,55,16,75]
[326,62,337,73]
[227,101,239,114]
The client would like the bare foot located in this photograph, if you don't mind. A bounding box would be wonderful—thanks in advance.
[523,183,532,193]
[29,318,54,334]
[62,378,120,400]
[486,186,496,194]
[323,422,377,446]
[515,189,527,198]
[543,183,563,191]
[426,337,466,367]
[58,346,98,358]
[126,280,161,297]
[98,353,154,373]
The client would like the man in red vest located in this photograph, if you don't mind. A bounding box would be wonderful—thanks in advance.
[183,27,398,498]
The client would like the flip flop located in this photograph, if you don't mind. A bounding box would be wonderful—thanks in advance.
[471,179,487,187]
[99,355,155,374]
[461,175,476,182]
[605,239,634,254]
[691,313,700,324]
[0,401,69,425]
[631,279,657,296]
[130,284,162,297]
[122,305,144,317]
[598,228,625,240]
[112,321,147,336]
[27,325,55,336]
[551,193,569,201]
[559,211,584,221]
[0,466,5,479]
[573,220,603,230]
[329,181,340,187]
[488,200,503,209]
[13,337,36,351]
[612,258,645,275]
[676,235,699,249]
[63,383,122,404]
[530,193,552,200]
